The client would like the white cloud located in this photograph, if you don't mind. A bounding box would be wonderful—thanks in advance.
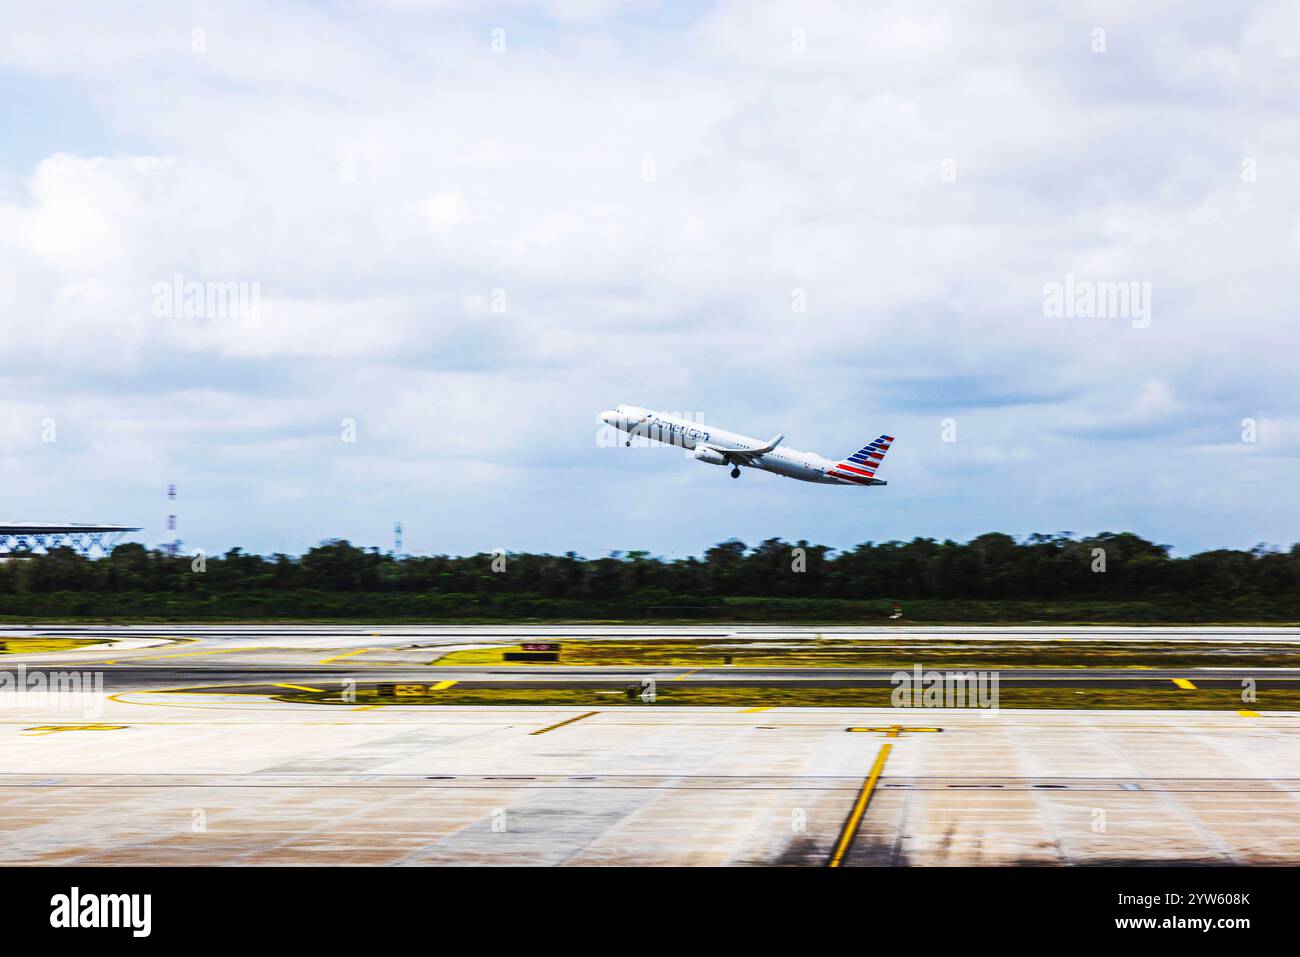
[1,1,1298,555]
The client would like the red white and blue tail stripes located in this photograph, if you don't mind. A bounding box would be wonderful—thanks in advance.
[826,434,894,485]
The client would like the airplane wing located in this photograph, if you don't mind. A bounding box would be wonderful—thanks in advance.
[701,433,784,465]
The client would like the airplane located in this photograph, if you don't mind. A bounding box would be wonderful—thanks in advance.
[598,405,893,486]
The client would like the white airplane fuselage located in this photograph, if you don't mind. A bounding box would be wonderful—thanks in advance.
[599,405,891,486]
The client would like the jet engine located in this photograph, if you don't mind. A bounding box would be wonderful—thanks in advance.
[693,447,728,466]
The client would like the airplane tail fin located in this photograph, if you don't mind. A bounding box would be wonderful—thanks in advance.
[828,434,894,483]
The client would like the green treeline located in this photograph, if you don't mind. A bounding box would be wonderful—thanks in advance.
[0,532,1297,622]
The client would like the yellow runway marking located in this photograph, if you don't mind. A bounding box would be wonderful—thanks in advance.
[81,635,196,665]
[23,724,127,736]
[1172,678,1197,690]
[431,680,458,691]
[129,646,261,661]
[318,648,372,665]
[846,725,941,736]
[673,668,702,680]
[274,683,325,693]
[105,686,344,713]
[353,705,380,711]
[107,689,251,710]
[828,742,893,868]
[742,706,771,713]
[1238,709,1260,717]
[530,711,598,735]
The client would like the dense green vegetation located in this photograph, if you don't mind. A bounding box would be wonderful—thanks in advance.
[0,532,1297,622]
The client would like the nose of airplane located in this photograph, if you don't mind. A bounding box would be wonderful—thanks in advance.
[598,410,618,427]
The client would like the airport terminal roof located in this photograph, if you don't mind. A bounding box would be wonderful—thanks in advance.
[0,523,142,557]
[0,523,141,533]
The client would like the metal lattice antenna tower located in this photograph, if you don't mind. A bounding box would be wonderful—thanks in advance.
[167,483,178,557]
[394,521,403,554]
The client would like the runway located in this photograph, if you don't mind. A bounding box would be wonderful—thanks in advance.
[2,623,1299,866]
[8,622,1299,693]
[18,668,1300,693]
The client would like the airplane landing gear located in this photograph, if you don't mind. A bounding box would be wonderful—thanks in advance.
[730,467,740,478]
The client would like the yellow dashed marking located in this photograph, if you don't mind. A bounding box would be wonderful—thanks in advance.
[846,725,941,736]
[275,683,325,693]
[130,646,261,662]
[1238,709,1260,718]
[742,706,771,713]
[318,648,372,665]
[23,724,127,736]
[530,711,598,735]
[431,680,458,691]
[673,668,702,681]
[1172,678,1197,690]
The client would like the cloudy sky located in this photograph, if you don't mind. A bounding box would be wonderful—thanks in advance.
[2,1,1298,559]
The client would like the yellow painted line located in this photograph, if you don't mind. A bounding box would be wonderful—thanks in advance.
[1238,709,1260,718]
[353,705,380,712]
[274,683,325,693]
[1172,678,1197,690]
[104,682,371,713]
[742,706,771,713]
[530,711,598,736]
[673,668,702,681]
[23,724,127,736]
[129,646,262,661]
[846,726,941,735]
[318,648,372,665]
[116,681,264,695]
[828,742,893,868]
[106,688,245,709]
[80,635,197,665]
[431,680,458,691]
